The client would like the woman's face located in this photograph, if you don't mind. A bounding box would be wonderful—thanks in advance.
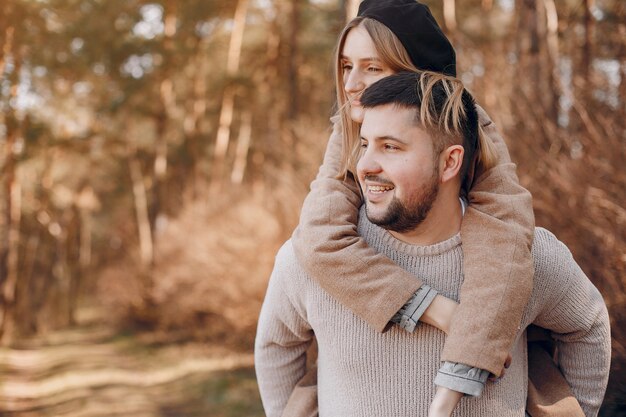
[341,25,396,123]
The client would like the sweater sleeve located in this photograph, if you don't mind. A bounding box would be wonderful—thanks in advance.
[441,105,536,376]
[255,242,315,417]
[530,231,611,417]
[291,120,421,333]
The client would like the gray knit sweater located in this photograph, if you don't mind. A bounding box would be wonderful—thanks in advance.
[255,212,611,417]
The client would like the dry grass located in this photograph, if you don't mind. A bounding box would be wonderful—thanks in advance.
[96,178,308,350]
[500,86,626,416]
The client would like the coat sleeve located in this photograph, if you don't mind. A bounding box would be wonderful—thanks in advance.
[441,105,536,376]
[255,242,315,417]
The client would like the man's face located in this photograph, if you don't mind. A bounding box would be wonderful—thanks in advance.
[357,104,440,233]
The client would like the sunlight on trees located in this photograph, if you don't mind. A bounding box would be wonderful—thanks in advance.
[0,0,624,414]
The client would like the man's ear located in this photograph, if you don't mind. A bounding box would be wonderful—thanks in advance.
[439,145,464,184]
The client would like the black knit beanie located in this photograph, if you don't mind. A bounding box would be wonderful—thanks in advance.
[357,0,457,77]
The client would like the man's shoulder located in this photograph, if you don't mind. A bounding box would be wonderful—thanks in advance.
[270,239,314,292]
[269,239,328,320]
[530,227,585,303]
[273,239,305,277]
[531,227,576,270]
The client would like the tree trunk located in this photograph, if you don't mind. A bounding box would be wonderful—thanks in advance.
[283,0,300,169]
[618,25,626,128]
[69,184,97,326]
[343,0,360,24]
[210,87,235,194]
[443,0,457,36]
[252,8,281,196]
[129,156,154,268]
[20,233,39,334]
[513,0,559,147]
[566,0,594,137]
[184,38,211,198]
[152,0,177,237]
[54,211,72,327]
[210,0,249,195]
[67,213,88,325]
[286,0,299,122]
[0,16,15,340]
[153,98,168,234]
[20,147,53,335]
[231,110,252,184]
[582,0,595,102]
[78,208,92,275]
[542,0,560,124]
[0,25,14,81]
[0,47,21,344]
[527,0,541,95]
[480,2,501,126]
[0,177,21,344]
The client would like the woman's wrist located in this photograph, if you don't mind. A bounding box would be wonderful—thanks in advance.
[428,386,464,417]
[421,294,458,334]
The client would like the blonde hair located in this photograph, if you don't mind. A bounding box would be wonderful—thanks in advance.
[414,71,497,186]
[333,17,497,177]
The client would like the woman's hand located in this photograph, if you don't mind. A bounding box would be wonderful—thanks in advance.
[428,386,463,417]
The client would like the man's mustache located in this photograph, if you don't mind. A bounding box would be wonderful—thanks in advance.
[363,175,394,186]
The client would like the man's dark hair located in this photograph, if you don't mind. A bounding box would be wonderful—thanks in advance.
[360,71,480,187]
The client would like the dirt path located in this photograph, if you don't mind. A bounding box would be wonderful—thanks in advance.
[0,311,262,417]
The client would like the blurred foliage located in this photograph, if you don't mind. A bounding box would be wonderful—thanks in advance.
[0,0,624,415]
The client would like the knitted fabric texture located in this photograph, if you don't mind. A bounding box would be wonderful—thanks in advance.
[255,214,610,417]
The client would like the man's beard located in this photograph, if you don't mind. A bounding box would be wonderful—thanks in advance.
[365,171,440,233]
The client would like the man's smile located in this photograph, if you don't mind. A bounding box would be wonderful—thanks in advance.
[364,181,395,204]
[367,184,394,193]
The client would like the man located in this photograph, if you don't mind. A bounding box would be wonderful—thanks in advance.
[254,72,611,417]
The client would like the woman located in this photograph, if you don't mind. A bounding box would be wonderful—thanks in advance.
[285,1,584,416]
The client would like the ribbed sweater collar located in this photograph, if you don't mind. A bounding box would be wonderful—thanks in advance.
[357,206,461,258]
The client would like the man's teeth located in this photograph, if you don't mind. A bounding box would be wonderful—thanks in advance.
[369,185,394,193]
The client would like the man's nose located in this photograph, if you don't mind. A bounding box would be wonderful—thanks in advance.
[357,147,382,178]
[344,69,364,95]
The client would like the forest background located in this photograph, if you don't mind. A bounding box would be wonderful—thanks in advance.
[0,0,624,416]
